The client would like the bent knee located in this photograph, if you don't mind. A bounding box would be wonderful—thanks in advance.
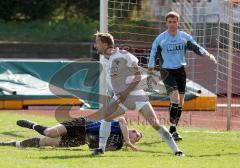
[40,137,60,147]
[39,137,48,146]
[44,129,55,138]
[170,91,180,104]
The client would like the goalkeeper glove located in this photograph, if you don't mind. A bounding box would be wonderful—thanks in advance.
[205,52,217,64]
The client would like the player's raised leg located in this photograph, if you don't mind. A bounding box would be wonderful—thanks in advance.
[86,98,122,121]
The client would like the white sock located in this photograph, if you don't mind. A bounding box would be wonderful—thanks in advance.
[32,124,37,129]
[99,120,111,151]
[15,141,21,148]
[158,126,180,154]
[170,123,176,127]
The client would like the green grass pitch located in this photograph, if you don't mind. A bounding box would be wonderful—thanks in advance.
[0,112,239,168]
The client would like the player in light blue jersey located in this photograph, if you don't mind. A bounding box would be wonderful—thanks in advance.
[148,11,217,141]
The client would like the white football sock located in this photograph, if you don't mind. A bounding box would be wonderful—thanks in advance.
[15,141,21,148]
[99,120,111,151]
[158,125,180,153]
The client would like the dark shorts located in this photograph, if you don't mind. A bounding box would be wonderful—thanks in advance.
[160,66,186,95]
[59,117,86,147]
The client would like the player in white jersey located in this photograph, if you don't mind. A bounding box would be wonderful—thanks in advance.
[86,32,184,156]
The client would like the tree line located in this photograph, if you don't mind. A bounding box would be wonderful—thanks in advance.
[0,0,99,21]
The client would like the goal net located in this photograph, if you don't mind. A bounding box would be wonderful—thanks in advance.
[105,0,240,130]
[216,0,240,130]
[108,1,217,98]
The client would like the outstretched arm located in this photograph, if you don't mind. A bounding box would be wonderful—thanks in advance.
[118,117,138,151]
[186,34,217,64]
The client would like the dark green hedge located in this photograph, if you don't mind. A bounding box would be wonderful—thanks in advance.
[0,0,99,21]
[0,19,99,42]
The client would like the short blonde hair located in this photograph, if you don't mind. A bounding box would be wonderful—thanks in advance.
[94,32,114,47]
[129,129,142,143]
[165,11,180,21]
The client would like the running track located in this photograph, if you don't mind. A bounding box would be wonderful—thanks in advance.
[2,104,239,131]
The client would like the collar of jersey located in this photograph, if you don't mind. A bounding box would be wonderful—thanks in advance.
[167,30,179,38]
[108,47,119,59]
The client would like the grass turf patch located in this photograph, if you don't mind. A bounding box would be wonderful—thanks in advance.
[0,112,239,168]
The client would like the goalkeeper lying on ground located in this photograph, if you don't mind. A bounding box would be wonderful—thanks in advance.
[0,117,142,151]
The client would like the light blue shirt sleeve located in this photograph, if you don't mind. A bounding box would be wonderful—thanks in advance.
[184,32,206,56]
[148,35,161,68]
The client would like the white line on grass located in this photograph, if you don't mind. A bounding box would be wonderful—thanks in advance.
[182,130,225,134]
